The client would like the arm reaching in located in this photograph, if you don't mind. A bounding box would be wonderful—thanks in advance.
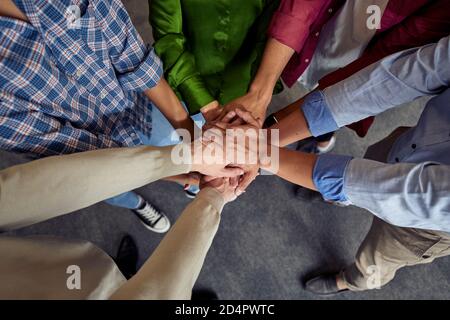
[0,140,243,230]
[145,78,196,138]
[216,0,330,125]
[218,38,295,126]
[110,176,239,300]
[270,36,450,146]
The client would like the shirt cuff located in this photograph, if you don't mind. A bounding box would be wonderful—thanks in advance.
[118,47,164,92]
[313,154,353,203]
[302,91,339,137]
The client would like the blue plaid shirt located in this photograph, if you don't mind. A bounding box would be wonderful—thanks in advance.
[0,0,163,156]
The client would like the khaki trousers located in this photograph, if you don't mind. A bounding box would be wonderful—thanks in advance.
[342,128,450,291]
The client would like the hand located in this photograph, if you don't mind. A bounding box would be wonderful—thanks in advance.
[200,176,240,203]
[211,108,265,194]
[190,134,244,178]
[216,90,271,127]
[228,108,264,194]
[164,173,201,187]
[200,100,222,123]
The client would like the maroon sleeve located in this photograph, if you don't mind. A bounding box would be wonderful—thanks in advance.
[268,0,330,53]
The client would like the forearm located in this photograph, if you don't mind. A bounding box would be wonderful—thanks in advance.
[262,147,318,191]
[200,100,221,122]
[0,0,28,21]
[249,38,295,115]
[0,146,191,230]
[269,97,312,147]
[270,37,450,147]
[110,188,225,300]
[145,78,195,136]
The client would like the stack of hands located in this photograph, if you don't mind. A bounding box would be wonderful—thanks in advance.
[189,104,268,204]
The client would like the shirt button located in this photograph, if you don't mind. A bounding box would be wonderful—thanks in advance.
[76,69,83,77]
[412,144,417,149]
[305,58,310,63]
[100,91,107,99]
[395,158,400,163]
[328,8,333,13]
[130,133,136,137]
[315,32,320,37]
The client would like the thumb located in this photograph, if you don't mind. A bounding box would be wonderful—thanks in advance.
[236,171,258,194]
[219,166,245,178]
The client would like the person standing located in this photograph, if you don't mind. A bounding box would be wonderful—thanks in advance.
[232,36,450,294]
[0,0,199,233]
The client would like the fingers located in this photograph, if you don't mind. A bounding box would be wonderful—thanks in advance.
[230,117,245,126]
[234,108,260,127]
[202,175,217,183]
[236,169,259,195]
[229,176,239,189]
[219,166,245,178]
[204,121,229,131]
[221,110,237,124]
[202,127,226,148]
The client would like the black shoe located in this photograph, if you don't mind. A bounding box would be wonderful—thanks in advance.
[115,235,138,280]
[294,136,336,155]
[296,186,323,201]
[133,196,171,233]
[191,288,219,300]
[295,137,318,153]
[304,274,349,296]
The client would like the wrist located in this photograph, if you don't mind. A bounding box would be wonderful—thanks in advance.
[248,82,273,116]
[259,142,273,171]
[197,187,226,212]
[200,100,221,122]
[201,100,220,113]
[172,116,195,141]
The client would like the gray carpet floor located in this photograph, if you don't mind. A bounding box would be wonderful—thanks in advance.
[1,0,449,300]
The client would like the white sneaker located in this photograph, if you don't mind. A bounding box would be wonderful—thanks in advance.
[132,198,170,233]
[184,184,200,199]
[316,135,337,154]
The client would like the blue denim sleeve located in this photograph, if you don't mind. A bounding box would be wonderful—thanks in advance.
[313,154,353,202]
[302,91,339,137]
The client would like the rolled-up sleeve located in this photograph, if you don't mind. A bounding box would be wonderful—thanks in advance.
[268,0,329,53]
[313,154,353,203]
[150,0,215,114]
[117,48,164,92]
[302,91,339,137]
[322,36,450,128]
[101,0,163,92]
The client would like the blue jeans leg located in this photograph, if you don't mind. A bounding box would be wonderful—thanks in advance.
[105,191,142,210]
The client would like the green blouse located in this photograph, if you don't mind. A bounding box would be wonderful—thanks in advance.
[149,0,281,115]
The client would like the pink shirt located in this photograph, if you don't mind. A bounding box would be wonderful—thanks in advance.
[268,0,345,87]
[268,0,435,88]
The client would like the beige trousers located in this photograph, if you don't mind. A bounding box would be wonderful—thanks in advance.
[342,216,450,291]
[342,128,450,291]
